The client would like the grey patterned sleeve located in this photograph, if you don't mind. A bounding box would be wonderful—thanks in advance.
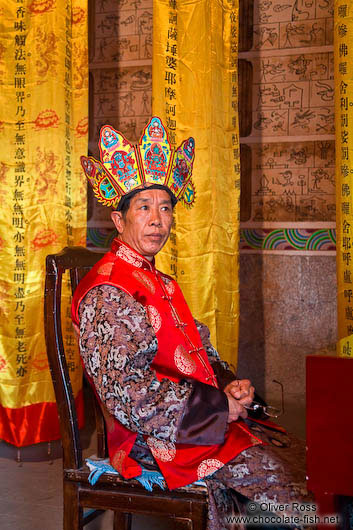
[78,284,194,443]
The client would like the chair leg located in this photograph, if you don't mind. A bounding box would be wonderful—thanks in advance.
[173,518,192,530]
[189,516,207,530]
[113,511,132,530]
[63,481,83,530]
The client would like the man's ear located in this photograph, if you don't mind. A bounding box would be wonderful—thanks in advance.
[111,210,124,234]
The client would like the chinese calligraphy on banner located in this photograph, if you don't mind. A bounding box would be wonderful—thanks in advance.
[153,0,241,365]
[0,0,88,446]
[335,0,353,357]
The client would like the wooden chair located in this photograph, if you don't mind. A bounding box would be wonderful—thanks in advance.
[44,246,208,530]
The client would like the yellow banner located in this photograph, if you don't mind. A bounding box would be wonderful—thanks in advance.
[153,0,240,365]
[0,0,88,445]
[335,0,353,357]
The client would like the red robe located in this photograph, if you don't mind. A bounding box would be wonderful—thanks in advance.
[72,239,262,489]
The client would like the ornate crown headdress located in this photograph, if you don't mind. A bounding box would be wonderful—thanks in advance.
[80,116,196,209]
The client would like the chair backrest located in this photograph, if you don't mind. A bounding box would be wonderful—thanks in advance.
[44,246,104,470]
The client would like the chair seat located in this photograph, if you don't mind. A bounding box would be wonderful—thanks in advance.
[65,465,208,525]
[65,465,208,498]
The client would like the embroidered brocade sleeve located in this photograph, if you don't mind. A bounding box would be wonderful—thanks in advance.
[195,319,237,391]
[79,285,228,445]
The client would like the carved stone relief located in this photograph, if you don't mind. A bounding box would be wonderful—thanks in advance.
[251,140,335,222]
[241,0,335,226]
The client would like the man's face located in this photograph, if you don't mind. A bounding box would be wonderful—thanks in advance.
[111,189,173,260]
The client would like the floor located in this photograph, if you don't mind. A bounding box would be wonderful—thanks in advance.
[0,436,171,530]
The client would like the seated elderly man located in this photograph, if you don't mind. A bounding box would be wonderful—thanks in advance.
[73,118,312,530]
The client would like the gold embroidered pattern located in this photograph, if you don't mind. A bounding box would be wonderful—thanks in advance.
[132,270,156,294]
[111,449,127,473]
[146,437,176,462]
[197,458,224,479]
[160,274,175,295]
[146,305,162,333]
[116,245,143,268]
[165,280,175,297]
[97,261,114,276]
[174,345,196,375]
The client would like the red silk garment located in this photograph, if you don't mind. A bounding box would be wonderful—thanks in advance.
[72,239,262,489]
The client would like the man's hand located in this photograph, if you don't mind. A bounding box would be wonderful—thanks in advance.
[226,393,248,423]
[224,379,255,408]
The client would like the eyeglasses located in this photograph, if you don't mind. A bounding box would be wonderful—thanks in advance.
[244,402,282,418]
[244,380,285,419]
